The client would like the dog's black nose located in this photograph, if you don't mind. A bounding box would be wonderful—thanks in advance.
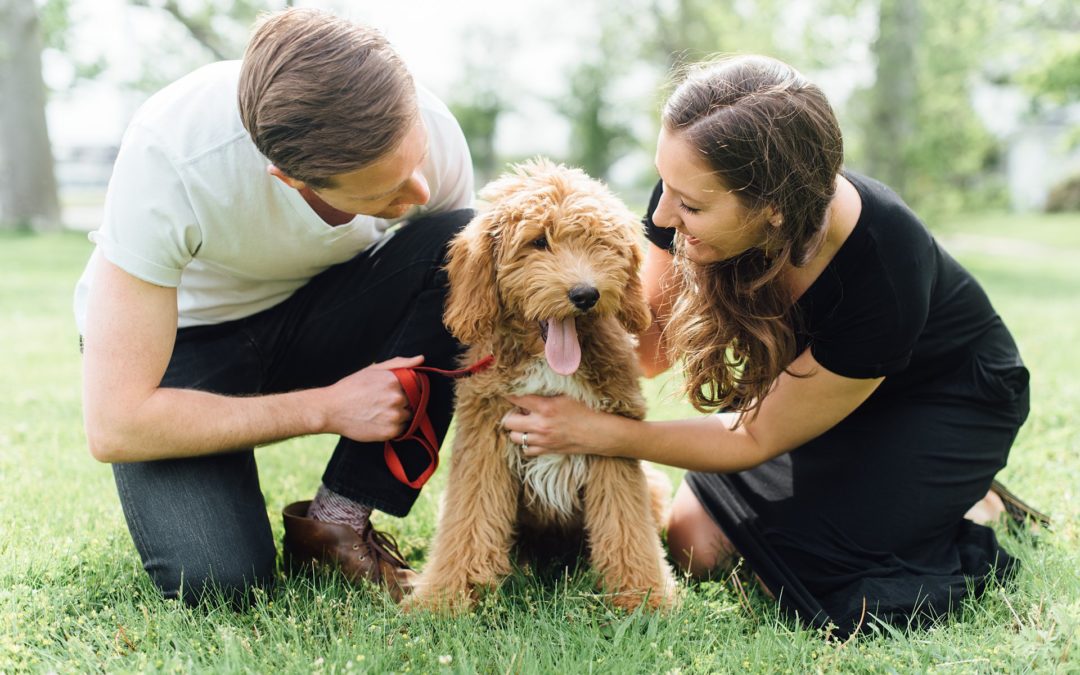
[568,284,600,311]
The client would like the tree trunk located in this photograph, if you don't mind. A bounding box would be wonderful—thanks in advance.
[0,0,62,232]
[866,0,920,197]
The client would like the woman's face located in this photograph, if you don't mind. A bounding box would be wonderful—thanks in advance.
[652,127,770,265]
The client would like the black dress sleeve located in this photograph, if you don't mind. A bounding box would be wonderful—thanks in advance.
[642,180,675,252]
[808,260,931,379]
[802,177,936,379]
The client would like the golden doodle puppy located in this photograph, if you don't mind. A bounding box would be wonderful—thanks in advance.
[406,158,678,613]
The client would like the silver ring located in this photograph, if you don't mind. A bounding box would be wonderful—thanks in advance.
[521,432,529,450]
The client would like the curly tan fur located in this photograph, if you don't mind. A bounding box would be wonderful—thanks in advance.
[406,159,677,613]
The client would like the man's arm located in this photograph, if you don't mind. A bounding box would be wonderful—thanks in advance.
[82,258,418,463]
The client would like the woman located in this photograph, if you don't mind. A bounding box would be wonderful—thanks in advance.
[501,55,1045,634]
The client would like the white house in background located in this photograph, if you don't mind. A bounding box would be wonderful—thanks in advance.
[1005,105,1080,212]
[974,82,1080,212]
[47,81,132,187]
[45,80,143,230]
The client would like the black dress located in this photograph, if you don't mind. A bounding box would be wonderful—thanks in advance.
[644,173,1030,636]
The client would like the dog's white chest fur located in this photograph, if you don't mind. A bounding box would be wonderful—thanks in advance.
[506,359,603,521]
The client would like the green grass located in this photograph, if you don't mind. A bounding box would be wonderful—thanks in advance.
[1,214,1078,673]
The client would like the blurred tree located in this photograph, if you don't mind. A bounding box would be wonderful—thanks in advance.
[552,0,791,185]
[1011,0,1080,159]
[39,0,106,82]
[450,88,505,186]
[1026,43,1080,106]
[0,0,62,232]
[126,0,272,61]
[556,25,637,182]
[864,0,918,198]
[446,28,512,186]
[844,0,1008,217]
[905,0,1010,215]
[123,0,287,93]
[630,0,1026,216]
[639,0,799,82]
[1013,0,1080,106]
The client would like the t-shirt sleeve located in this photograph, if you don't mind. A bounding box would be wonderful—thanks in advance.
[412,89,474,215]
[89,124,202,287]
[808,235,933,379]
[642,180,675,252]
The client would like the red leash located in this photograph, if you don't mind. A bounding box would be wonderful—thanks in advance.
[384,355,495,488]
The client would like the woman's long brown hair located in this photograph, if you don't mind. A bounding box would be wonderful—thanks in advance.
[661,55,844,423]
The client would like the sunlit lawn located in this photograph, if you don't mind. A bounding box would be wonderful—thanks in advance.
[1,212,1077,672]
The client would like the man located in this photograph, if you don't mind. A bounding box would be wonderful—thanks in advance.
[74,8,474,604]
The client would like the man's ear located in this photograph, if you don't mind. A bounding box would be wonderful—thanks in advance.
[267,164,306,191]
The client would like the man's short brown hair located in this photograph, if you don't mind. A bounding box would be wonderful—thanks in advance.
[238,8,417,189]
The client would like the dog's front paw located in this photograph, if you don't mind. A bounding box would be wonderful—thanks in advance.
[402,578,477,615]
[608,568,681,613]
[610,586,679,613]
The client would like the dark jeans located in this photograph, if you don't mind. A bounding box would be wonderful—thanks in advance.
[109,209,472,604]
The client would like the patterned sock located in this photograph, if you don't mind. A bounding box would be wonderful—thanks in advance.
[307,484,372,536]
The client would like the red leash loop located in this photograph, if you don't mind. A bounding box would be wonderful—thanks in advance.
[383,355,494,488]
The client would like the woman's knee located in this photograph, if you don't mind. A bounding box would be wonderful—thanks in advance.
[666,481,734,579]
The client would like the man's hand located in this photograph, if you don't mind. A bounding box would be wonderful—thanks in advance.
[317,356,424,441]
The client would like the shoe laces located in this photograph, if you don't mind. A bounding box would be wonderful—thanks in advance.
[364,526,412,581]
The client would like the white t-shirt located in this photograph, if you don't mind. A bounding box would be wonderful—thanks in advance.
[74,60,473,332]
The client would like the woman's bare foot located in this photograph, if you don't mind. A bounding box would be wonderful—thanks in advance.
[964,489,1006,525]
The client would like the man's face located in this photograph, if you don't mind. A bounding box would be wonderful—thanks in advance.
[274,119,431,220]
[317,120,431,219]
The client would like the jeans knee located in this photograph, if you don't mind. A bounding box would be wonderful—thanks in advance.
[151,547,276,607]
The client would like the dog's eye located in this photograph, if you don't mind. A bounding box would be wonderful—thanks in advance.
[531,236,549,250]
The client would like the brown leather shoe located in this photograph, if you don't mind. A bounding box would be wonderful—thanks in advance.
[282,500,416,601]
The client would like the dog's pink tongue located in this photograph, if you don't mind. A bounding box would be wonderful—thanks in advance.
[544,317,581,375]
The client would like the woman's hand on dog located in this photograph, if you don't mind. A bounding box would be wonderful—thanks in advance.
[502,394,619,457]
[316,355,424,441]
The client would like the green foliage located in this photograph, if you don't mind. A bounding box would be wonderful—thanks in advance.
[121,0,284,93]
[450,95,504,186]
[37,0,71,51]
[556,37,637,182]
[36,0,106,87]
[862,0,919,196]
[1022,43,1080,105]
[843,0,1010,219]
[1045,174,1080,213]
[571,0,794,186]
[907,0,1013,216]
[127,0,269,59]
[446,28,513,187]
[634,0,788,69]
[2,213,1080,671]
[1018,39,1080,108]
[1011,0,1080,105]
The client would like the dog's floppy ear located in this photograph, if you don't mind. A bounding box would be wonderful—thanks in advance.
[444,211,500,345]
[617,231,653,336]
